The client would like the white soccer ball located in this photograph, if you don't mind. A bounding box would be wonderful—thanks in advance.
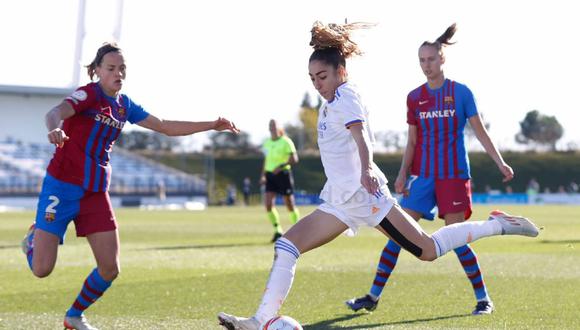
[260,315,303,330]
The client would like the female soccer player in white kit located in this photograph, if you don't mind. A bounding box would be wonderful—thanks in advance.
[217,21,539,330]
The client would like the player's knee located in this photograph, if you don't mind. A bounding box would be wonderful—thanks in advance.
[418,245,438,262]
[99,265,120,281]
[32,264,54,278]
[418,251,437,262]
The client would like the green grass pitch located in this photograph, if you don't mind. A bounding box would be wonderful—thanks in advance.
[1,205,579,329]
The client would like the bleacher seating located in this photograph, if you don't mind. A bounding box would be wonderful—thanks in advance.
[0,140,205,195]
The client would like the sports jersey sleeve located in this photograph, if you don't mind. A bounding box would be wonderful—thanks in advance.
[284,137,297,154]
[337,87,365,129]
[64,85,97,114]
[406,93,417,125]
[123,95,150,124]
[462,85,478,119]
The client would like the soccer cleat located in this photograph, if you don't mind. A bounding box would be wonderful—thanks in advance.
[472,300,494,315]
[345,294,379,312]
[21,223,35,256]
[63,315,98,330]
[217,312,260,330]
[270,232,283,243]
[488,210,539,237]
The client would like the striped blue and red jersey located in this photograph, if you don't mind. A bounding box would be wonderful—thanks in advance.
[46,82,149,192]
[406,79,478,179]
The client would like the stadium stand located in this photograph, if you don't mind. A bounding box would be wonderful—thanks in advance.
[0,139,205,196]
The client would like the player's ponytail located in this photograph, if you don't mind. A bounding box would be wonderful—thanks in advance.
[86,42,122,81]
[421,23,457,51]
[309,21,374,68]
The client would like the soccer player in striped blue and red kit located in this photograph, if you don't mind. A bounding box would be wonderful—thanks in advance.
[21,42,239,330]
[346,24,514,315]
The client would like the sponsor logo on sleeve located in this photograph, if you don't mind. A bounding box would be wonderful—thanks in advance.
[66,90,88,105]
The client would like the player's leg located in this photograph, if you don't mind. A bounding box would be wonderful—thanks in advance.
[369,178,435,299]
[65,230,119,314]
[281,170,300,224]
[347,177,435,312]
[437,178,494,314]
[29,229,60,277]
[283,194,300,225]
[346,208,422,312]
[265,173,283,241]
[64,230,118,329]
[219,209,349,329]
[376,203,539,262]
[64,192,118,329]
[23,175,80,277]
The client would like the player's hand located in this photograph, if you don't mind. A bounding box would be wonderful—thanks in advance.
[394,172,407,194]
[498,163,514,182]
[47,128,69,148]
[259,174,266,185]
[213,117,240,133]
[361,169,380,194]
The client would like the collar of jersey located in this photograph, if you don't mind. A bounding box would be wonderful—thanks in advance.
[425,78,449,93]
[329,81,349,105]
[96,82,121,104]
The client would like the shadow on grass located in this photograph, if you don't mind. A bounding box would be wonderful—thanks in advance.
[0,244,19,249]
[540,239,580,244]
[141,242,271,251]
[303,313,471,329]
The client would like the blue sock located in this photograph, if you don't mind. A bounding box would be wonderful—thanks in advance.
[66,268,112,317]
[454,244,489,301]
[369,240,402,298]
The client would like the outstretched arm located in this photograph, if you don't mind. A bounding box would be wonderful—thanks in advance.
[137,114,239,136]
[469,114,513,182]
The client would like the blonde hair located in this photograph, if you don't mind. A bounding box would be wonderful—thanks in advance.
[421,23,457,51]
[309,21,375,60]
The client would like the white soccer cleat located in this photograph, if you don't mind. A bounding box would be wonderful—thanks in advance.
[218,312,260,330]
[63,315,98,330]
[488,210,539,237]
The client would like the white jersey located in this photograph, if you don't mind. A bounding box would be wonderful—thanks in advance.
[317,81,388,204]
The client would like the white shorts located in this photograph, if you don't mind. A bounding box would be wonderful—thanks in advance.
[317,185,397,235]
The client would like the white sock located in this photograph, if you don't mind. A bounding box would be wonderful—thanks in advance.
[431,220,502,257]
[254,237,300,324]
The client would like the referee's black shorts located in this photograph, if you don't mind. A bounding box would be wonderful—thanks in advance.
[265,170,295,196]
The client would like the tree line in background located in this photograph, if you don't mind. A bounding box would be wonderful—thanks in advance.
[117,92,569,154]
[153,152,580,199]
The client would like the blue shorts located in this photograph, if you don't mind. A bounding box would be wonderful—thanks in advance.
[400,175,437,220]
[400,175,472,221]
[34,174,117,243]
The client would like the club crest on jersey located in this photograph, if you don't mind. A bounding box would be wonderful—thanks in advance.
[118,107,126,118]
[444,96,454,104]
[318,121,327,138]
[44,212,55,222]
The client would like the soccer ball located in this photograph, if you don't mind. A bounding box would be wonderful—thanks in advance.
[261,315,303,330]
